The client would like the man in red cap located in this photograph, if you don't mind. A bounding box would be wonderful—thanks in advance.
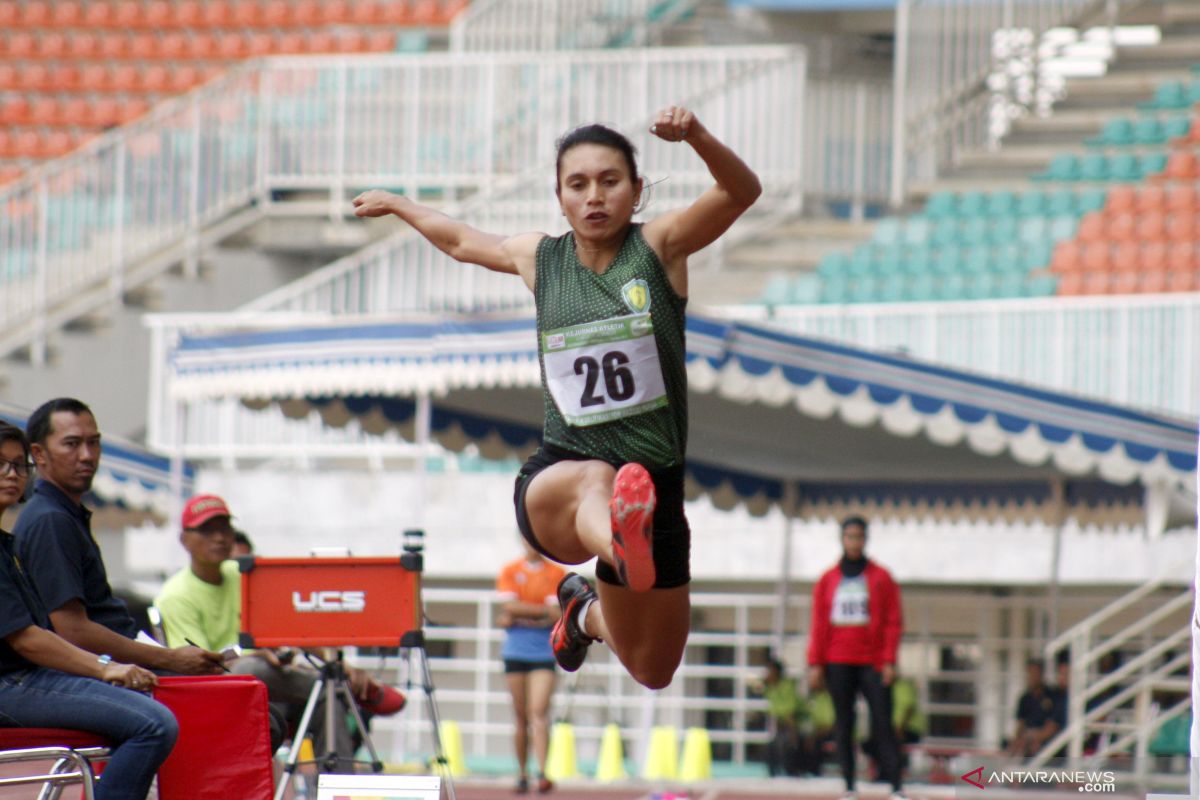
[13,397,226,676]
[156,493,406,767]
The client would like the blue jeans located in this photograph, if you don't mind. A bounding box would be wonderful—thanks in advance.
[0,667,179,800]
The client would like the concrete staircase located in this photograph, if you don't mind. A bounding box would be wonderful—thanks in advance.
[916,0,1200,195]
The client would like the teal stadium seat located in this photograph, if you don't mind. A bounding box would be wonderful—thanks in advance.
[1076,189,1107,214]
[1107,152,1140,181]
[1018,217,1049,244]
[759,275,793,305]
[1022,242,1055,271]
[878,274,909,302]
[1049,215,1079,241]
[993,243,1025,274]
[932,218,961,247]
[1139,152,1168,178]
[966,272,998,299]
[956,191,987,217]
[910,273,936,301]
[985,191,1017,217]
[960,218,991,247]
[932,246,963,275]
[817,251,850,279]
[873,247,904,276]
[1132,117,1166,145]
[903,246,934,275]
[1086,118,1134,147]
[1047,188,1078,215]
[850,276,879,303]
[790,273,823,304]
[996,272,1027,298]
[1035,154,1082,182]
[963,247,992,274]
[821,275,851,304]
[937,273,968,301]
[1138,81,1189,111]
[903,218,931,246]
[1017,190,1049,217]
[1080,153,1110,181]
[873,218,903,246]
[1026,274,1058,297]
[849,248,876,277]
[924,191,957,219]
[1163,116,1193,141]
[989,217,1019,246]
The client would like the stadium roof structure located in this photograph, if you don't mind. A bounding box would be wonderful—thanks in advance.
[0,401,195,520]
[164,312,1198,531]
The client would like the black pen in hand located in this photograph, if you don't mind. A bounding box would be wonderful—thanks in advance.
[185,638,231,672]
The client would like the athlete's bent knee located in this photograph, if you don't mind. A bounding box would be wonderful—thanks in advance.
[628,661,679,691]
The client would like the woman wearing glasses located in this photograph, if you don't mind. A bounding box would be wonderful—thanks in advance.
[0,421,178,800]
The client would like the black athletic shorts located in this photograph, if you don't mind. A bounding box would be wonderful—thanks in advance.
[503,659,557,674]
[513,442,691,589]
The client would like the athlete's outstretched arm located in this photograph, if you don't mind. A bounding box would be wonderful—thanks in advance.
[642,106,762,267]
[352,190,540,288]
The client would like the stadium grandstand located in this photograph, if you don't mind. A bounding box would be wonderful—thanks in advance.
[0,1,1197,799]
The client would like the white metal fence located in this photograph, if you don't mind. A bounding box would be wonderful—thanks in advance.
[449,0,702,51]
[246,46,810,313]
[730,293,1200,419]
[350,584,1174,773]
[891,0,1119,203]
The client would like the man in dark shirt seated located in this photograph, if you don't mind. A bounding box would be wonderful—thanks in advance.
[1008,659,1064,759]
[13,397,225,676]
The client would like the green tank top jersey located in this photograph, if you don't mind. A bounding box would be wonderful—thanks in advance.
[534,224,688,469]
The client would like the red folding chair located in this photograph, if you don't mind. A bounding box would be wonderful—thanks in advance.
[0,728,112,800]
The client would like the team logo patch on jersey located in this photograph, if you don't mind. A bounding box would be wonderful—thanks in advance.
[621,279,651,313]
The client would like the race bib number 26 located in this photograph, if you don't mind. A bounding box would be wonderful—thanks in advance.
[543,314,668,427]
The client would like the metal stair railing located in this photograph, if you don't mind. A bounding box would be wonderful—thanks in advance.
[244,46,808,314]
[1031,572,1192,774]
[891,0,1124,204]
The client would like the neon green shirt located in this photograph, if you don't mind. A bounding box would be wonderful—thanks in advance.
[893,677,925,735]
[154,560,242,650]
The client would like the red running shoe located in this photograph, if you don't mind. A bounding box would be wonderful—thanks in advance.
[360,682,406,716]
[551,573,597,672]
[609,463,656,592]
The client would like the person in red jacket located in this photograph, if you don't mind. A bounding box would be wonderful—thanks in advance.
[808,516,905,800]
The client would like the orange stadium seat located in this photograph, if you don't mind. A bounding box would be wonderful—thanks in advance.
[110,63,139,93]
[130,32,158,60]
[1112,241,1140,272]
[293,0,321,26]
[306,30,336,53]
[50,64,81,92]
[1159,151,1200,181]
[412,0,442,24]
[1108,212,1136,242]
[350,1,383,25]
[29,96,58,125]
[51,0,82,27]
[38,31,66,58]
[1136,211,1167,241]
[0,64,13,90]
[0,166,24,186]
[80,63,108,92]
[1141,241,1168,271]
[159,32,188,60]
[1135,185,1165,214]
[1168,269,1198,292]
[0,1,15,28]
[69,32,99,59]
[202,1,233,29]
[321,0,351,24]
[379,0,414,24]
[274,31,306,54]
[332,30,366,53]
[261,0,290,28]
[7,32,36,58]
[20,1,50,28]
[168,65,203,92]
[1081,242,1111,272]
[0,96,30,125]
[171,1,203,29]
[1166,212,1198,241]
[246,32,274,56]
[114,1,142,29]
[60,97,91,127]
[217,31,248,59]
[365,30,396,51]
[98,32,128,60]
[1167,242,1197,271]
[1076,211,1105,242]
[1081,270,1111,294]
[141,64,170,93]
[1167,185,1197,213]
[18,63,49,91]
[1057,271,1086,295]
[144,0,172,30]
[187,32,219,60]
[232,0,262,28]
[83,2,113,29]
[1104,184,1136,214]
[1141,269,1168,293]
[1051,241,1081,272]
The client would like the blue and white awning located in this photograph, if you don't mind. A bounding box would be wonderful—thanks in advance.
[0,403,194,518]
[165,312,1198,513]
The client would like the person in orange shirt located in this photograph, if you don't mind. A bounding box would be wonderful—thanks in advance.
[497,540,567,794]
